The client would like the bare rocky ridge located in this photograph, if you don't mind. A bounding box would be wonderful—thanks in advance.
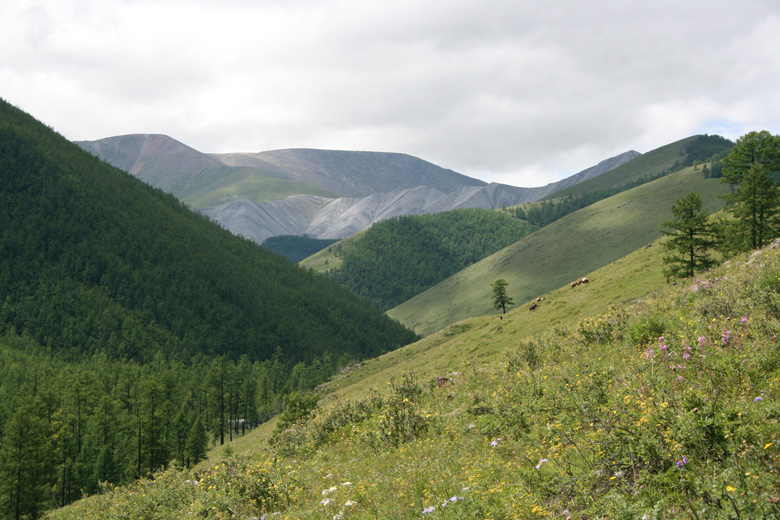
[77,134,220,192]
[76,134,641,244]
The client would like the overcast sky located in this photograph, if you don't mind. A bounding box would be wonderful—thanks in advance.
[3,0,780,187]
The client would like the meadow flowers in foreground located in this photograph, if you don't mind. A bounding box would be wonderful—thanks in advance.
[49,247,780,519]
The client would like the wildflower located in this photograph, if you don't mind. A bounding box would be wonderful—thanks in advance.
[754,397,763,402]
[322,486,337,495]
[448,496,464,503]
[698,336,706,348]
[422,506,436,514]
[676,456,689,469]
[722,330,732,346]
[741,316,748,325]
[321,498,332,506]
[726,485,736,492]
[490,438,502,447]
[344,500,356,507]
[645,348,654,359]
[535,458,549,469]
[341,482,352,486]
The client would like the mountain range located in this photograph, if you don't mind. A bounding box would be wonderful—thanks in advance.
[77,135,641,243]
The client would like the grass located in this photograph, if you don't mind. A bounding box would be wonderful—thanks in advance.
[387,164,727,335]
[299,230,368,273]
[48,239,780,519]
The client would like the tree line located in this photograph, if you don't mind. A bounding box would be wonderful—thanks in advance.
[0,332,345,519]
[662,130,780,279]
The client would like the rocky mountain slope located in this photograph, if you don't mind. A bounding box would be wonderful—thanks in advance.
[77,135,641,243]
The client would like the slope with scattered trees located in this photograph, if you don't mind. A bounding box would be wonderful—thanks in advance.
[0,98,417,518]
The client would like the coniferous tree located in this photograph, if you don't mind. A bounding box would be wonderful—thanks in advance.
[491,279,514,314]
[661,192,716,280]
[185,415,208,468]
[720,131,780,250]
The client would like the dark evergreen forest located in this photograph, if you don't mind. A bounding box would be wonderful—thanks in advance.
[0,99,417,518]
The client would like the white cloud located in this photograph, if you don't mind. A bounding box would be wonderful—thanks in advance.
[3,0,780,187]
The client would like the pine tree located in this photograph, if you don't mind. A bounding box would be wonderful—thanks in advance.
[720,131,780,250]
[661,192,716,280]
[185,415,208,468]
[491,279,514,314]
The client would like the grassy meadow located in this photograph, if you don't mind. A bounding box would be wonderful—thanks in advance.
[49,228,780,518]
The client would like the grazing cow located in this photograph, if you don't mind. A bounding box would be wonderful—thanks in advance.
[581,277,589,284]
[529,302,537,311]
[437,377,453,389]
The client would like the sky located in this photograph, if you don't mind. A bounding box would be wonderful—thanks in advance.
[3,0,780,187]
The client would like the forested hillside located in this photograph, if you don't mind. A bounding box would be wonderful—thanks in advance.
[308,209,536,310]
[0,99,417,518]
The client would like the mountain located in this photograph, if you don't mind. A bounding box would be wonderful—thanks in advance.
[76,133,222,191]
[211,148,487,197]
[0,98,417,367]
[76,136,641,244]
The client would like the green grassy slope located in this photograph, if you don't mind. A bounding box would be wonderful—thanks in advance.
[388,165,727,335]
[177,165,337,207]
[51,221,780,519]
[300,230,366,273]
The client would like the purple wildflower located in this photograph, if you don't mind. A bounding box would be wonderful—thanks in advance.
[645,348,654,359]
[535,458,549,469]
[698,336,706,348]
[422,506,436,514]
[722,330,732,346]
[754,397,763,402]
[490,438,501,447]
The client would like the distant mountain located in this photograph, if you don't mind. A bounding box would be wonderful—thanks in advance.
[211,148,487,197]
[76,133,221,192]
[76,136,642,244]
